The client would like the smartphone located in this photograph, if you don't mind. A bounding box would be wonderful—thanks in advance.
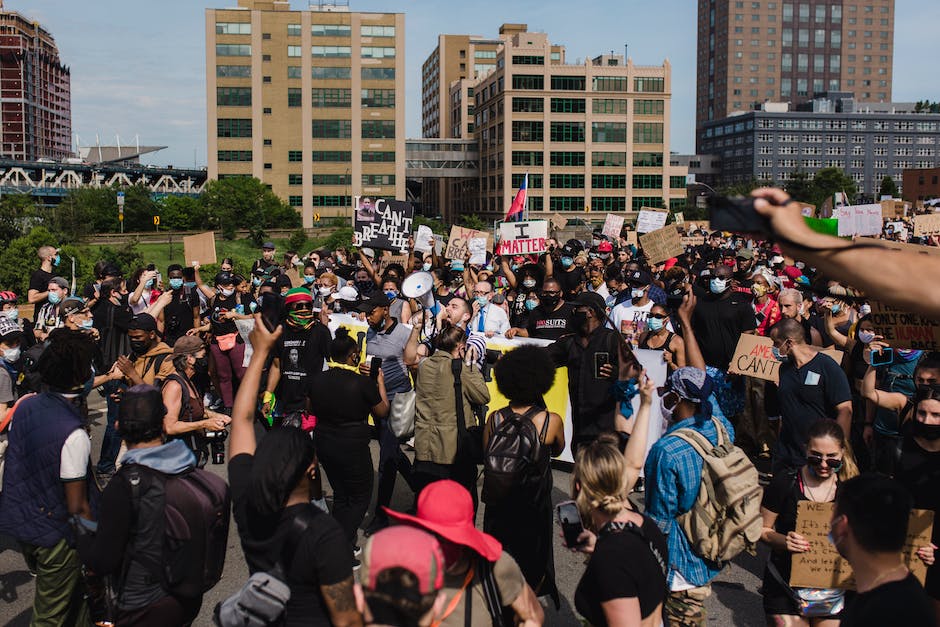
[594,352,610,379]
[370,356,382,379]
[707,196,771,234]
[260,292,283,332]
[556,500,586,548]
[870,347,894,367]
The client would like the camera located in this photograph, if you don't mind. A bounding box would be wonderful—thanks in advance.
[707,195,772,235]
[665,279,687,310]
[203,427,228,465]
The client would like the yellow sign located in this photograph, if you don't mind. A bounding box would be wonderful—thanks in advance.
[314,213,321,222]
[153,215,160,226]
[118,214,124,221]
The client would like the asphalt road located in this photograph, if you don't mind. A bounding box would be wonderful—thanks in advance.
[0,396,768,626]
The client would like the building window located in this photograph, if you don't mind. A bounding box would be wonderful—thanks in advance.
[312,46,351,57]
[634,77,665,92]
[217,150,252,162]
[362,67,395,80]
[288,174,303,185]
[550,98,586,113]
[632,196,662,210]
[633,122,664,143]
[512,151,544,166]
[312,195,352,207]
[550,151,585,166]
[312,174,352,185]
[216,44,251,57]
[263,107,272,114]
[592,122,627,143]
[284,46,301,58]
[311,24,351,37]
[592,76,628,92]
[593,152,627,167]
[361,120,395,138]
[633,151,663,167]
[217,87,251,106]
[512,55,544,65]
[360,25,395,37]
[217,65,251,77]
[262,54,271,62]
[361,46,396,59]
[312,88,352,107]
[289,195,303,207]
[287,88,302,107]
[591,197,626,211]
[475,50,497,59]
[550,174,584,189]
[311,151,352,162]
[362,151,395,162]
[287,24,301,36]
[312,120,352,139]
[591,174,627,189]
[550,122,585,142]
[313,66,352,79]
[288,66,302,79]
[512,97,544,112]
[217,118,252,137]
[216,22,251,35]
[361,88,395,108]
[632,174,663,189]
[512,74,544,90]
[511,120,543,141]
[634,99,665,115]
[288,150,303,162]
[549,196,585,211]
[670,175,687,188]
[512,173,543,188]
[592,98,628,114]
[550,76,586,91]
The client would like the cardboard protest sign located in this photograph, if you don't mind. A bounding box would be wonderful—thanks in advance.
[868,301,940,350]
[183,231,217,266]
[638,224,683,265]
[550,213,568,231]
[857,237,940,258]
[728,335,843,384]
[835,204,883,237]
[353,197,414,253]
[636,208,669,234]
[790,501,933,589]
[673,212,685,225]
[414,225,434,253]
[798,202,816,218]
[467,238,487,265]
[681,236,706,248]
[445,225,491,261]
[602,214,625,239]
[881,199,911,219]
[913,213,940,236]
[624,230,638,248]
[496,220,548,255]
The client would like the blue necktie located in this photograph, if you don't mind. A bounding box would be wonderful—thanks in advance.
[477,307,486,332]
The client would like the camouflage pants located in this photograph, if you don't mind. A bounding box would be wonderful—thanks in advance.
[665,585,712,627]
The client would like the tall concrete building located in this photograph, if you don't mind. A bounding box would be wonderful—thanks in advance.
[0,3,71,161]
[696,0,895,151]
[206,0,404,226]
[466,29,687,219]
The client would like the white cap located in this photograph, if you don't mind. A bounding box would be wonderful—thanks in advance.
[361,247,375,259]
[336,285,359,301]
[770,255,785,265]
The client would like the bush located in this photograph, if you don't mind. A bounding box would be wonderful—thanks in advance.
[0,226,85,297]
[288,228,308,253]
[312,227,353,253]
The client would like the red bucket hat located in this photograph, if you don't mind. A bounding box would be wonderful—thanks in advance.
[384,480,502,561]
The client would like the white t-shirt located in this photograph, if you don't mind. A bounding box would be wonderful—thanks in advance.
[587,282,610,300]
[60,429,91,481]
[609,299,673,346]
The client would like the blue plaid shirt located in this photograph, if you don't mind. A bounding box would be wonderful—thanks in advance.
[644,403,735,588]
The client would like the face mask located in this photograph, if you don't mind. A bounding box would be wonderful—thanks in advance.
[4,308,17,321]
[599,253,610,260]
[287,310,315,329]
[219,288,234,298]
[292,258,303,267]
[303,275,316,284]
[385,290,398,300]
[572,309,589,332]
[831,304,841,315]
[522,279,537,289]
[752,284,767,298]
[525,298,538,311]
[631,287,645,299]
[53,254,61,267]
[484,264,493,272]
[540,294,559,309]
[355,280,374,294]
[859,303,871,316]
[795,261,805,270]
[561,257,574,268]
[422,262,432,272]
[80,318,94,330]
[48,291,62,305]
[252,277,262,287]
[857,330,876,344]
[145,279,154,289]
[590,276,603,288]
[193,355,209,374]
[912,420,940,441]
[659,394,675,423]
[709,278,728,294]
[319,286,333,296]
[511,264,520,271]
[648,317,665,332]
[451,262,464,272]
[475,296,489,308]
[184,281,197,289]
[336,255,345,264]
[772,345,789,362]
[169,278,184,290]
[2,347,19,363]
[130,339,151,355]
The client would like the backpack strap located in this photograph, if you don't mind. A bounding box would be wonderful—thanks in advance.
[477,556,506,627]
[270,506,318,581]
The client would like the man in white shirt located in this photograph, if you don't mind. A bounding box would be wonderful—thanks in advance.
[610,269,671,346]
[469,280,509,337]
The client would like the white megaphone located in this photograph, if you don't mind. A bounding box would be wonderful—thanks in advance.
[402,271,436,309]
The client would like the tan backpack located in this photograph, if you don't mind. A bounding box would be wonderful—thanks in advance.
[670,416,763,565]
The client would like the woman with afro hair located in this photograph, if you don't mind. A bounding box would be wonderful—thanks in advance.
[482,344,565,607]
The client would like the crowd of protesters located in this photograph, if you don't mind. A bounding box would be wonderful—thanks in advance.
[0,187,937,626]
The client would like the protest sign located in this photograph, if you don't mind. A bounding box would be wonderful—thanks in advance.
[468,238,487,265]
[353,197,414,253]
[881,199,910,219]
[636,208,669,234]
[681,235,706,248]
[497,220,548,255]
[835,204,883,237]
[445,225,492,260]
[183,231,217,266]
[550,213,568,231]
[622,230,638,248]
[728,335,843,384]
[414,225,434,253]
[913,213,940,236]
[798,202,816,218]
[790,501,933,589]
[602,214,625,239]
[638,224,683,265]
[673,212,684,225]
[868,301,940,350]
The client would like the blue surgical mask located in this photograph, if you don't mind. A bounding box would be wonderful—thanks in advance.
[385,290,398,300]
[304,275,316,284]
[252,277,262,287]
[525,299,538,311]
[511,264,520,271]
[48,291,61,305]
[631,287,645,299]
[184,281,197,289]
[647,316,665,332]
[145,279,154,289]
[772,346,789,362]
[53,254,60,267]
[831,304,841,315]
[4,309,17,321]
[561,256,574,268]
[451,263,464,272]
[475,296,489,308]
[169,278,184,290]
[709,278,728,294]
[80,318,94,330]
[422,262,432,272]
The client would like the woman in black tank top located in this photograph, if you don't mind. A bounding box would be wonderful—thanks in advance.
[636,305,685,373]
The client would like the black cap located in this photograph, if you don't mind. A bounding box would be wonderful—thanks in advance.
[101,264,123,278]
[262,242,275,250]
[560,244,577,258]
[572,291,607,317]
[128,313,158,333]
[626,269,653,286]
[355,293,391,313]
[59,297,88,319]
[214,271,234,286]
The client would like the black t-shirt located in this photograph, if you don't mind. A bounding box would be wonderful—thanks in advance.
[773,353,852,471]
[308,368,380,440]
[509,291,531,329]
[840,574,935,627]
[229,453,352,627]
[209,293,255,338]
[574,516,668,625]
[690,284,757,370]
[555,267,585,299]
[526,302,574,340]
[251,258,277,275]
[28,268,55,320]
[275,324,331,413]
[761,469,817,578]
[896,435,940,596]
[163,287,200,345]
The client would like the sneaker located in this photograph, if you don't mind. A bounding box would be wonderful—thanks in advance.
[352,558,361,571]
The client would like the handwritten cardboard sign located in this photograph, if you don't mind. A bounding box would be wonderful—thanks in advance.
[550,213,568,231]
[798,202,816,218]
[353,197,414,253]
[496,220,548,255]
[881,199,911,219]
[727,335,843,384]
[681,236,706,248]
[913,213,940,236]
[638,224,683,265]
[183,231,217,266]
[790,501,933,589]
[602,214,625,239]
[868,301,940,350]
[835,204,883,237]
[445,226,491,261]
[636,208,669,234]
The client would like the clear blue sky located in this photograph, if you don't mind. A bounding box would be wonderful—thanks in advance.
[20,0,940,167]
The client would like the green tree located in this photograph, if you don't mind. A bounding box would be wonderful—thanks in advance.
[312,227,353,252]
[0,226,85,297]
[811,167,857,208]
[202,177,300,240]
[458,214,487,231]
[784,169,815,204]
[158,195,209,231]
[288,228,308,253]
[0,193,40,246]
[413,215,447,235]
[879,175,899,199]
[719,177,775,197]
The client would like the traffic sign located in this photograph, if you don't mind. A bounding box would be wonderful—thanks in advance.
[153,216,160,226]
[118,214,124,221]
[117,191,125,207]
[314,212,320,222]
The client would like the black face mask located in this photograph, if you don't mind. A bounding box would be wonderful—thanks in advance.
[911,419,940,441]
[540,295,559,309]
[193,356,209,374]
[572,309,589,333]
[356,280,374,295]
[130,340,151,355]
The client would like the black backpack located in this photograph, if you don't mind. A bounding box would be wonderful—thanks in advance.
[15,342,46,395]
[481,405,550,505]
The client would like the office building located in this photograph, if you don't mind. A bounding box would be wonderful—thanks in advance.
[902,167,940,204]
[0,3,71,160]
[206,0,404,226]
[698,96,940,197]
[696,0,895,152]
[466,29,687,219]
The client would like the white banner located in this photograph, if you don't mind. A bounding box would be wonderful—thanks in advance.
[496,220,549,255]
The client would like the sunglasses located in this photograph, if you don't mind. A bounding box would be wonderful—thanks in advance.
[806,455,843,472]
[649,313,668,320]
